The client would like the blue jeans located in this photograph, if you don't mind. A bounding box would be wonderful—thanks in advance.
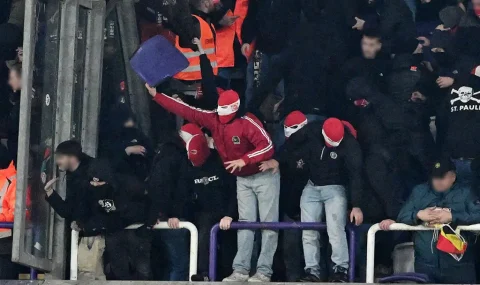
[301,181,348,278]
[233,170,280,277]
[245,51,286,107]
[155,229,189,281]
[453,159,472,186]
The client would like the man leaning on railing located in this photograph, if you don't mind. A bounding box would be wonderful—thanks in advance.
[380,156,480,284]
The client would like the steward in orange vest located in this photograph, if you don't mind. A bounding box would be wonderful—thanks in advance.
[215,0,249,68]
[174,3,218,82]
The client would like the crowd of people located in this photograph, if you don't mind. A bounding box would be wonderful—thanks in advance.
[1,0,480,283]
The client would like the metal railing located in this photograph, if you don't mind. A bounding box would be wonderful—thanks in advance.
[209,222,358,282]
[366,223,480,283]
[70,222,198,280]
[0,222,37,280]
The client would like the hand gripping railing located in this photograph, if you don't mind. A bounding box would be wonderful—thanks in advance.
[209,222,358,281]
[366,223,480,283]
[0,222,37,280]
[70,222,198,280]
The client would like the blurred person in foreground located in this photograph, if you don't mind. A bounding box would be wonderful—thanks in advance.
[381,157,480,283]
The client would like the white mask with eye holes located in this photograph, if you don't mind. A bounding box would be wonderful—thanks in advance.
[284,119,308,138]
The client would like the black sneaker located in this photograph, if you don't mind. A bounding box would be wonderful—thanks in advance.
[297,270,321,282]
[330,267,348,283]
[191,273,210,281]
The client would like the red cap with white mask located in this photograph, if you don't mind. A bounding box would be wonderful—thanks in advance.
[322,118,345,147]
[284,111,308,138]
[217,90,240,124]
[186,134,211,167]
[179,123,203,145]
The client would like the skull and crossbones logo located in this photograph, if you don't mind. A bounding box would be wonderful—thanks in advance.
[450,86,480,105]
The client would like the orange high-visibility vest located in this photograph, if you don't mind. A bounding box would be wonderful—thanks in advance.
[216,0,249,68]
[174,15,218,81]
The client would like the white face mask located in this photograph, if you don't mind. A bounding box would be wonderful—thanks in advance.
[217,99,240,116]
[322,129,343,147]
[284,119,308,138]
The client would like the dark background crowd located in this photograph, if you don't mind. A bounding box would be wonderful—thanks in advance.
[1,0,480,283]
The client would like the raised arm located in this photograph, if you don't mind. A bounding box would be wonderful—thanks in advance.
[146,84,217,130]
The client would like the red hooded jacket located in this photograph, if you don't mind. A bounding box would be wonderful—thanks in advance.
[153,93,274,176]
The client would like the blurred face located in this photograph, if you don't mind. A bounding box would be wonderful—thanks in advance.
[8,69,21,92]
[123,118,135,128]
[55,154,75,171]
[361,36,382,59]
[474,0,480,17]
[432,171,456,192]
[201,0,215,12]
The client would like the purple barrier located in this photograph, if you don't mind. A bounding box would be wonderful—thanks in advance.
[208,222,357,282]
[0,222,37,280]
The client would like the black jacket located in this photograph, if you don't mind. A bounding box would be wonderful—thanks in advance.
[45,154,93,222]
[277,121,364,207]
[108,127,153,182]
[364,0,418,54]
[241,0,302,54]
[436,72,480,159]
[188,151,237,217]
[79,161,147,235]
[147,136,191,225]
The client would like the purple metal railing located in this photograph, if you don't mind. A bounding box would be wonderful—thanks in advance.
[209,222,357,282]
[0,222,37,280]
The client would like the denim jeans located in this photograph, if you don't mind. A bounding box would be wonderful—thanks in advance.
[452,159,472,186]
[154,229,190,281]
[245,51,286,107]
[233,170,280,277]
[301,181,348,278]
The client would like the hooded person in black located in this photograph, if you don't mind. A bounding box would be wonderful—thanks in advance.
[106,104,153,182]
[82,159,151,280]
[148,131,191,281]
[184,130,237,281]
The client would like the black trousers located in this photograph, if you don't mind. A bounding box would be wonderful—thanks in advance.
[105,229,152,280]
[195,212,236,278]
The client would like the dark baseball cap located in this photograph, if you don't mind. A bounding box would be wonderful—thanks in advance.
[431,157,456,178]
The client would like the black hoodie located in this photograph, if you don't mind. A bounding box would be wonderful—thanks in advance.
[147,134,191,226]
[188,150,237,217]
[107,104,153,181]
[78,159,147,235]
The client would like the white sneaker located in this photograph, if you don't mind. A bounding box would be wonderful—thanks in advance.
[248,272,271,282]
[223,272,250,282]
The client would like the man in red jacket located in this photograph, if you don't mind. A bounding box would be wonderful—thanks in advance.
[146,84,279,282]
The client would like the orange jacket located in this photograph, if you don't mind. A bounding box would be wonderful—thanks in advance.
[216,0,249,68]
[174,15,218,81]
[0,161,17,222]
